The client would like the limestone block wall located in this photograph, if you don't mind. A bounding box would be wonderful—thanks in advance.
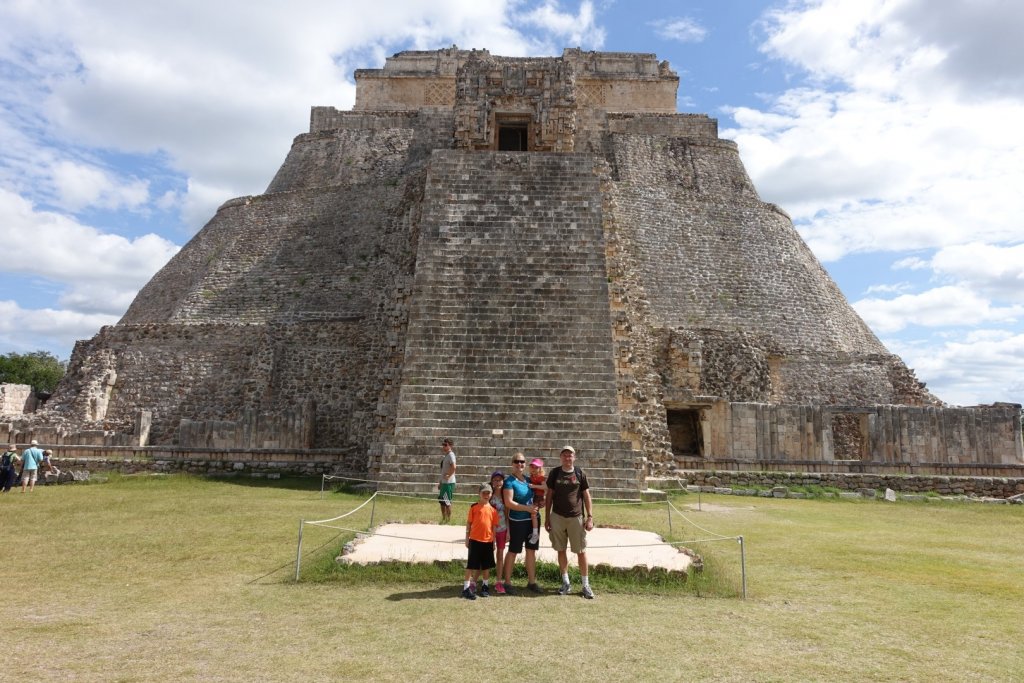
[265,128,414,193]
[605,129,934,406]
[43,113,433,454]
[453,55,577,152]
[179,400,314,449]
[0,383,34,414]
[353,46,469,111]
[306,110,455,161]
[701,401,1023,466]
[377,149,643,497]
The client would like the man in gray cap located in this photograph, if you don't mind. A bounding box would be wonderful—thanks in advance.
[544,445,595,598]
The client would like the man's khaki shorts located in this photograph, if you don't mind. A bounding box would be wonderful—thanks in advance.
[21,470,37,485]
[548,512,587,554]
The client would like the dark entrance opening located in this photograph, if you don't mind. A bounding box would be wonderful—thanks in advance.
[667,409,703,457]
[497,123,529,151]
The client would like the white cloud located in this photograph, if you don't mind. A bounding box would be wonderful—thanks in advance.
[0,300,118,360]
[651,17,707,43]
[0,188,179,312]
[853,285,1023,334]
[892,256,928,271]
[929,242,1024,301]
[523,1,605,49]
[0,1,609,234]
[723,0,1024,261]
[890,330,1024,406]
[51,160,149,211]
[863,282,912,295]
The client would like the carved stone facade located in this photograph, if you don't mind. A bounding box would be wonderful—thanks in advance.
[13,48,1021,494]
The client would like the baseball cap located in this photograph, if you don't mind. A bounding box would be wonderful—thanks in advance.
[530,458,544,467]
[490,470,504,480]
[560,445,575,455]
[479,483,492,493]
[30,439,38,445]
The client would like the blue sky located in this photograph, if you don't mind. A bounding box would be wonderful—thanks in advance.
[1,0,1022,407]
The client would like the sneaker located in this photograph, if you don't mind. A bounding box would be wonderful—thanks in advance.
[528,529,539,544]
[527,582,542,594]
[502,582,515,596]
[581,585,594,600]
[461,587,476,600]
[494,582,506,595]
[479,585,490,598]
[558,582,571,596]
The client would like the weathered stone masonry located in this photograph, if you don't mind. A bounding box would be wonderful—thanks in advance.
[10,47,1020,496]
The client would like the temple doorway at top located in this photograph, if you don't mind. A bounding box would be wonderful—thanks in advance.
[496,115,530,151]
[667,408,703,457]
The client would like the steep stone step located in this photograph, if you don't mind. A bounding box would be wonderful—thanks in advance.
[380,150,641,496]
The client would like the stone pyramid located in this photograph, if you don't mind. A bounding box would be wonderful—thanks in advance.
[41,48,1016,497]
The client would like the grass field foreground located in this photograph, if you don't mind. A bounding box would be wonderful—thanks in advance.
[2,474,1021,682]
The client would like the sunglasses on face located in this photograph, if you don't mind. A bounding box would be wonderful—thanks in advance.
[512,460,526,465]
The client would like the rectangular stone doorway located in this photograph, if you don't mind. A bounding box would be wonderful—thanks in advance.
[667,408,703,456]
[496,115,530,151]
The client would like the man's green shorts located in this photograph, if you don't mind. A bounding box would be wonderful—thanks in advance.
[438,483,455,506]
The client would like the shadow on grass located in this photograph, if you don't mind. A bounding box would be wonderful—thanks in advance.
[386,586,461,601]
[201,474,324,492]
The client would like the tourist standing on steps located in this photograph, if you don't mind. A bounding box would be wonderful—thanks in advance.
[438,438,457,523]
[545,445,595,599]
[1,444,19,493]
[502,451,541,594]
[20,439,45,493]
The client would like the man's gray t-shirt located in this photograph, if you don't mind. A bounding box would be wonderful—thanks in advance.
[439,451,456,484]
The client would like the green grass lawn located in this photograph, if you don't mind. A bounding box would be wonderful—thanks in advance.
[2,474,1021,682]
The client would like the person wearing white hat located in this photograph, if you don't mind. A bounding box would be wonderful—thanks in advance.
[20,439,45,492]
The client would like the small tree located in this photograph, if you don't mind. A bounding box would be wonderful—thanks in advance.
[0,351,67,393]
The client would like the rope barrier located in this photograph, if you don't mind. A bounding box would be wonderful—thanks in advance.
[306,492,379,525]
[300,474,749,597]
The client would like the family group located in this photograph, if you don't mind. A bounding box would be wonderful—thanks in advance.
[1,440,60,493]
[438,438,596,600]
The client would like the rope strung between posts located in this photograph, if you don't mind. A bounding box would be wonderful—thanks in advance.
[667,499,733,540]
[305,492,379,525]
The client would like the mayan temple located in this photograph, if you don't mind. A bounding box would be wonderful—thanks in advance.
[14,48,1021,496]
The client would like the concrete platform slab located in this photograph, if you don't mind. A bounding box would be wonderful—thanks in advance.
[338,523,693,573]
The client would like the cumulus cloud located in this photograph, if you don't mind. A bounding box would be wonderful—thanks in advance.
[0,0,609,234]
[890,330,1024,406]
[0,300,118,359]
[929,242,1024,301]
[50,160,149,211]
[650,17,708,43]
[524,1,606,49]
[0,188,179,311]
[853,285,1023,334]
[724,0,1024,260]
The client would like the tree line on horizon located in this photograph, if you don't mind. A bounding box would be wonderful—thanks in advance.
[0,350,67,394]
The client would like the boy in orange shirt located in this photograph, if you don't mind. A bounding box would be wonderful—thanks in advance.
[463,483,500,599]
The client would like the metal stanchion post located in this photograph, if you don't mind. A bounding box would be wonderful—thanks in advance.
[369,493,377,528]
[320,475,325,500]
[294,520,305,582]
[739,535,747,599]
[666,497,672,535]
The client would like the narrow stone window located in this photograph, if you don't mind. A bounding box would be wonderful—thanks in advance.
[497,122,529,151]
[667,408,702,456]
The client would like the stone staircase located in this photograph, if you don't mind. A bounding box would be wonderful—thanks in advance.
[377,150,643,499]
